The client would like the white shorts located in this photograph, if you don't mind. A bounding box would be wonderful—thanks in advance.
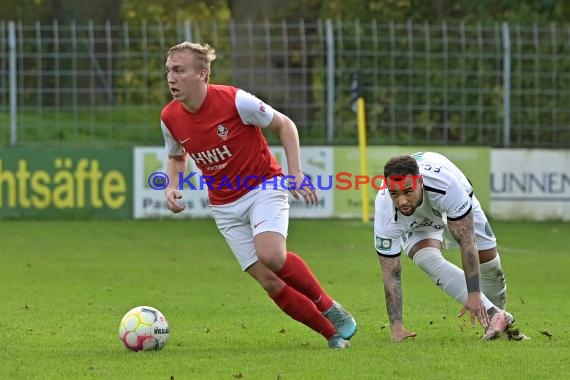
[401,195,497,257]
[210,187,289,271]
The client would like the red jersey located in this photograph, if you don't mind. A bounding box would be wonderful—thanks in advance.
[160,85,284,205]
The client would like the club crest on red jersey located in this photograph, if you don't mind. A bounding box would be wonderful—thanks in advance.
[217,124,228,140]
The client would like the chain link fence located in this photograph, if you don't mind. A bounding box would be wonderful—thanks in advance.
[1,19,569,148]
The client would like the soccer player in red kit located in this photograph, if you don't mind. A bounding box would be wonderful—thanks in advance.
[160,41,356,349]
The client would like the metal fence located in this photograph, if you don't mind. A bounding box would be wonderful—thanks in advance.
[1,19,569,148]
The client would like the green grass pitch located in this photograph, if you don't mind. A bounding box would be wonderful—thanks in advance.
[0,219,568,379]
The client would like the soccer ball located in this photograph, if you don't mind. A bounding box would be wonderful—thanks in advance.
[118,306,169,351]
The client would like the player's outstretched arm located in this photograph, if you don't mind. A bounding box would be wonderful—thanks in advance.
[379,255,417,342]
[266,111,317,205]
[447,212,489,328]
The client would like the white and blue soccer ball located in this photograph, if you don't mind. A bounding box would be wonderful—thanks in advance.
[118,306,169,351]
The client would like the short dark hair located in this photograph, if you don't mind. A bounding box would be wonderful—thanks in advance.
[384,155,419,178]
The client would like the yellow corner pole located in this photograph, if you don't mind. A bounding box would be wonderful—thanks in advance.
[357,96,369,222]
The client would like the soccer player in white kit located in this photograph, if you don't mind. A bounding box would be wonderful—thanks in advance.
[160,42,356,349]
[374,152,523,341]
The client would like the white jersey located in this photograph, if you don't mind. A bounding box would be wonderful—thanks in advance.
[374,152,475,256]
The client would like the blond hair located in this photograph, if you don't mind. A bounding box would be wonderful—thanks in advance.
[167,42,216,80]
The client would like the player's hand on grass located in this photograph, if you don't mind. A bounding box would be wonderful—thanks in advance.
[287,171,318,205]
[458,292,489,328]
[391,323,417,342]
[165,188,185,213]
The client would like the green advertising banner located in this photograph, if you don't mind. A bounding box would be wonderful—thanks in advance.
[0,148,132,218]
[333,147,490,218]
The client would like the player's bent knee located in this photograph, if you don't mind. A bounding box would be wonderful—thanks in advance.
[407,239,442,259]
[256,249,286,272]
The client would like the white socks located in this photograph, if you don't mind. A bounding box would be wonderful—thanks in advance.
[479,254,507,310]
[412,247,496,311]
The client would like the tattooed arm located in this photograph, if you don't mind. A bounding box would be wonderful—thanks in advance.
[378,255,417,342]
[447,211,489,327]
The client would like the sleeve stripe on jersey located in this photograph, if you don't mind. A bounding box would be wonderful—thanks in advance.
[424,185,446,195]
[376,250,402,258]
[466,178,474,197]
[447,205,472,221]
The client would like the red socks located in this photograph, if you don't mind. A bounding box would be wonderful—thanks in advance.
[270,285,336,339]
[275,252,334,313]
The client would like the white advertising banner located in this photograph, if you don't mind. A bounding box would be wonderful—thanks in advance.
[270,146,334,218]
[490,149,570,221]
[133,146,334,219]
[133,147,211,219]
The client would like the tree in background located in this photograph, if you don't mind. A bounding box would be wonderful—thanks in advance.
[3,0,570,137]
[2,0,122,107]
[315,0,569,22]
[122,0,229,24]
[2,0,121,24]
[224,0,322,130]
